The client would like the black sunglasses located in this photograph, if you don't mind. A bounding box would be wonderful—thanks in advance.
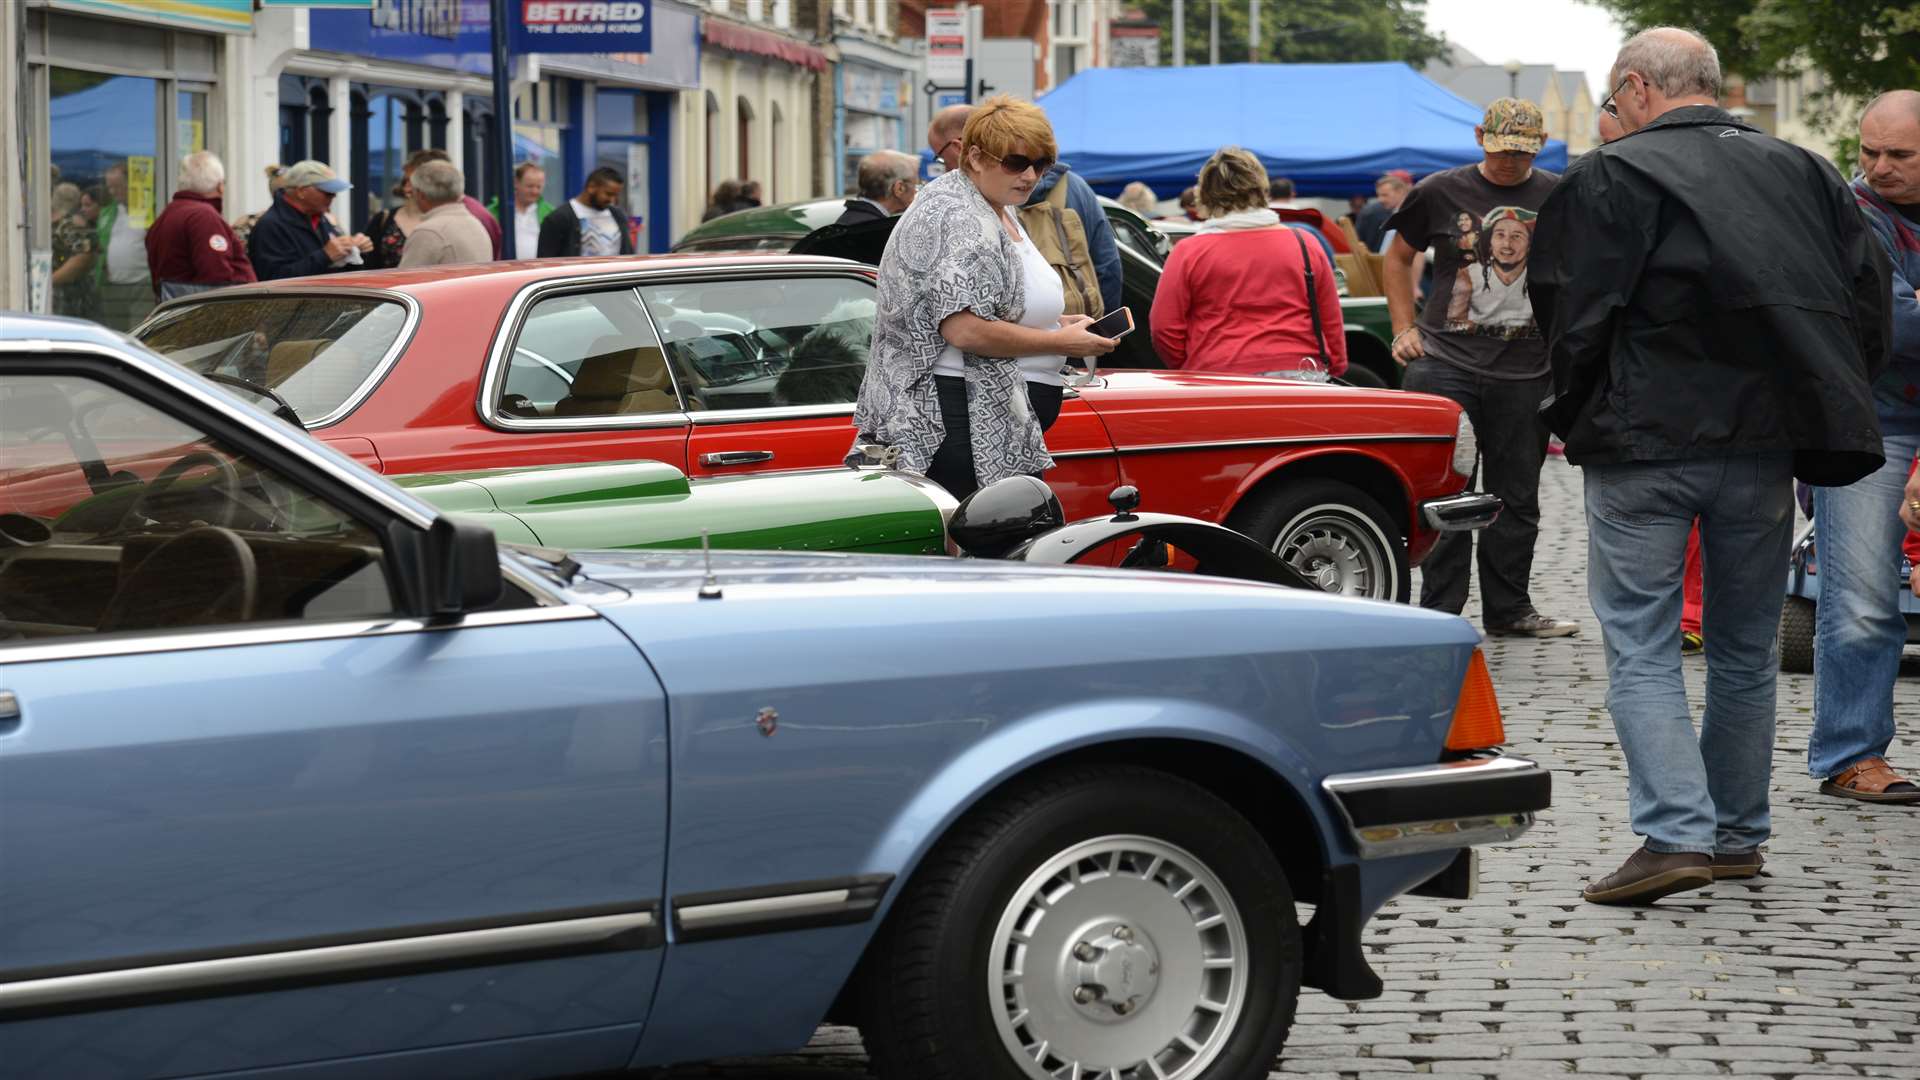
[979,149,1056,177]
[1599,73,1633,119]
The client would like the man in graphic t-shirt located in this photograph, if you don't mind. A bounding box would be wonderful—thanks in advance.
[1384,98,1578,638]
[536,166,636,258]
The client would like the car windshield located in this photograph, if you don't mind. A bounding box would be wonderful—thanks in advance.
[134,296,409,425]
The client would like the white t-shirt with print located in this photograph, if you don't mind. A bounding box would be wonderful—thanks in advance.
[571,199,619,256]
[934,212,1067,384]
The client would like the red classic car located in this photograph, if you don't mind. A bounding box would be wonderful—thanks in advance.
[132,255,1493,601]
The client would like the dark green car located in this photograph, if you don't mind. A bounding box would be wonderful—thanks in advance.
[674,197,1400,387]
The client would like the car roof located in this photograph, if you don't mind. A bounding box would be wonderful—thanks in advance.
[0,312,135,348]
[192,253,872,306]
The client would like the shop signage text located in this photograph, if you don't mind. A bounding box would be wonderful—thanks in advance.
[370,0,460,38]
[512,0,652,53]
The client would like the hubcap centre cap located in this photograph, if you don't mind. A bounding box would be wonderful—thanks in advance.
[1067,923,1161,1021]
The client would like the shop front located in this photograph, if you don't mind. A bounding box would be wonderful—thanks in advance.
[265,0,694,253]
[19,0,244,329]
[835,40,917,196]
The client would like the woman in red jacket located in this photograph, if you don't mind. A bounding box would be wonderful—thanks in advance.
[1150,146,1346,377]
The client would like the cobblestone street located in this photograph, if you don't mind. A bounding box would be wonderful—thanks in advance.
[663,458,1920,1079]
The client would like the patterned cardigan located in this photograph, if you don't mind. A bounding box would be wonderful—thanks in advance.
[847,170,1054,484]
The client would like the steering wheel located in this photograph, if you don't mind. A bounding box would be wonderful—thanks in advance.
[96,526,259,632]
[128,450,244,529]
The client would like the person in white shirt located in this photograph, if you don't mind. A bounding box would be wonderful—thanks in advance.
[97,162,154,330]
[487,163,552,258]
[536,167,635,257]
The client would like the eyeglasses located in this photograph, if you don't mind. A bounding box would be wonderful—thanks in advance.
[978,149,1056,177]
[1599,73,1633,119]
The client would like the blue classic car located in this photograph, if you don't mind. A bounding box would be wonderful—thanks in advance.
[0,315,1549,1080]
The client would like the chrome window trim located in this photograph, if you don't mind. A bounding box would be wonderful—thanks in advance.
[477,266,879,432]
[0,604,600,668]
[0,909,657,1013]
[4,340,439,531]
[133,286,423,432]
[689,402,856,424]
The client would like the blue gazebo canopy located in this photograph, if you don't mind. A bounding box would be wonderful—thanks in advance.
[1038,62,1569,197]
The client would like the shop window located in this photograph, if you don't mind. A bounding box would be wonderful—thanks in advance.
[737,97,755,185]
[178,91,209,156]
[705,91,720,206]
[48,69,159,333]
[770,102,783,200]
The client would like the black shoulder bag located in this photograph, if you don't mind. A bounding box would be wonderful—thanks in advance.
[1291,228,1332,372]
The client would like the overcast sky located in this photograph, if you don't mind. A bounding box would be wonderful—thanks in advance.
[1423,0,1625,100]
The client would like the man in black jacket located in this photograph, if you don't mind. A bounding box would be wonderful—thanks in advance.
[1531,27,1892,906]
[536,167,635,258]
[248,160,372,282]
[835,151,918,226]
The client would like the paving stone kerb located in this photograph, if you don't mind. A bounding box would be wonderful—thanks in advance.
[665,460,1920,1080]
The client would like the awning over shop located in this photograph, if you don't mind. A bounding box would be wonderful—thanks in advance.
[1038,62,1570,196]
[702,17,829,72]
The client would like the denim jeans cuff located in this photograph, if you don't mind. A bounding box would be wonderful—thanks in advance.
[1645,841,1714,856]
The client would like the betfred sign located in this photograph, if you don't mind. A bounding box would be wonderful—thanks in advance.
[513,0,651,52]
[926,7,967,85]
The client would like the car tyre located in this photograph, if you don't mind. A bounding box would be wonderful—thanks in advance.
[857,766,1300,1080]
[1780,596,1815,674]
[1231,479,1409,602]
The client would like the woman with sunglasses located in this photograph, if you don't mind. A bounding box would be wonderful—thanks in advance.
[849,95,1118,498]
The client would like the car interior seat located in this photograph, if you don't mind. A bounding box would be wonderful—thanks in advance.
[266,339,331,386]
[552,337,680,417]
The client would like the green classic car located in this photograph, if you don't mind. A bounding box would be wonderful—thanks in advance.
[673,197,1401,387]
[395,459,953,555]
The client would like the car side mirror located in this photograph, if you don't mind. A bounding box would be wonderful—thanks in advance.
[425,517,504,616]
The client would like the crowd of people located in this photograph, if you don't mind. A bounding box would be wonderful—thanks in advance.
[41,28,1918,907]
[45,150,651,333]
[840,28,1918,911]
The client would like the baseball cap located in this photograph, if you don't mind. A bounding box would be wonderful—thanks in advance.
[1480,98,1546,155]
[280,160,351,194]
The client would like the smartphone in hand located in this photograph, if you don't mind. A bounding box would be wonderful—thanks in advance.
[1085,306,1135,340]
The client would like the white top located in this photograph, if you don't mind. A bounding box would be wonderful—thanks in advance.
[515,203,542,259]
[571,198,620,256]
[933,212,1067,385]
[107,205,149,284]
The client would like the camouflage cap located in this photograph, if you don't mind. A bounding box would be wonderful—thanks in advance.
[1481,98,1546,155]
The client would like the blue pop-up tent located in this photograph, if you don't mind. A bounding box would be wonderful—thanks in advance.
[1038,62,1568,197]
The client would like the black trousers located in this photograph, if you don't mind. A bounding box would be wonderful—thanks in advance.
[924,375,1062,500]
[1400,358,1550,621]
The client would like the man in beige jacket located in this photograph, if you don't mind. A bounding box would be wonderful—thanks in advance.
[398,161,492,269]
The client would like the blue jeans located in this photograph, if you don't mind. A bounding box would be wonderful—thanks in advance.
[1810,433,1920,778]
[1585,455,1794,854]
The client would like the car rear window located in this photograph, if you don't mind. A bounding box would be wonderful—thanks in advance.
[135,296,409,426]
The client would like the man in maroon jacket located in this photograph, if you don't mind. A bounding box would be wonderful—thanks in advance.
[146,151,256,301]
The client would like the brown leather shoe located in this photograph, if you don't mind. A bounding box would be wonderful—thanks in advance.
[1711,849,1765,880]
[1819,757,1920,804]
[1582,845,1712,905]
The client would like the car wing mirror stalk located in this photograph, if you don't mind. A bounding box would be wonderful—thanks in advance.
[412,517,506,618]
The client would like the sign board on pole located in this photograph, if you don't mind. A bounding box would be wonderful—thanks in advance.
[925,7,967,86]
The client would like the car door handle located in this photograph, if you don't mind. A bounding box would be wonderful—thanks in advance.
[0,690,19,734]
[700,450,775,466]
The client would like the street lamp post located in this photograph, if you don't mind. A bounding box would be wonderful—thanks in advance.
[1504,58,1523,99]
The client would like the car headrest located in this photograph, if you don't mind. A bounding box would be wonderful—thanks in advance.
[266,339,330,385]
[570,337,672,398]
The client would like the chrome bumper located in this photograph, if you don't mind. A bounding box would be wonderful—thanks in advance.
[1420,491,1503,532]
[1321,753,1550,859]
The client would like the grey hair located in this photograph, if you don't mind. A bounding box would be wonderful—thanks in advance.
[1611,27,1721,99]
[178,150,225,195]
[410,160,464,206]
[855,151,916,199]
